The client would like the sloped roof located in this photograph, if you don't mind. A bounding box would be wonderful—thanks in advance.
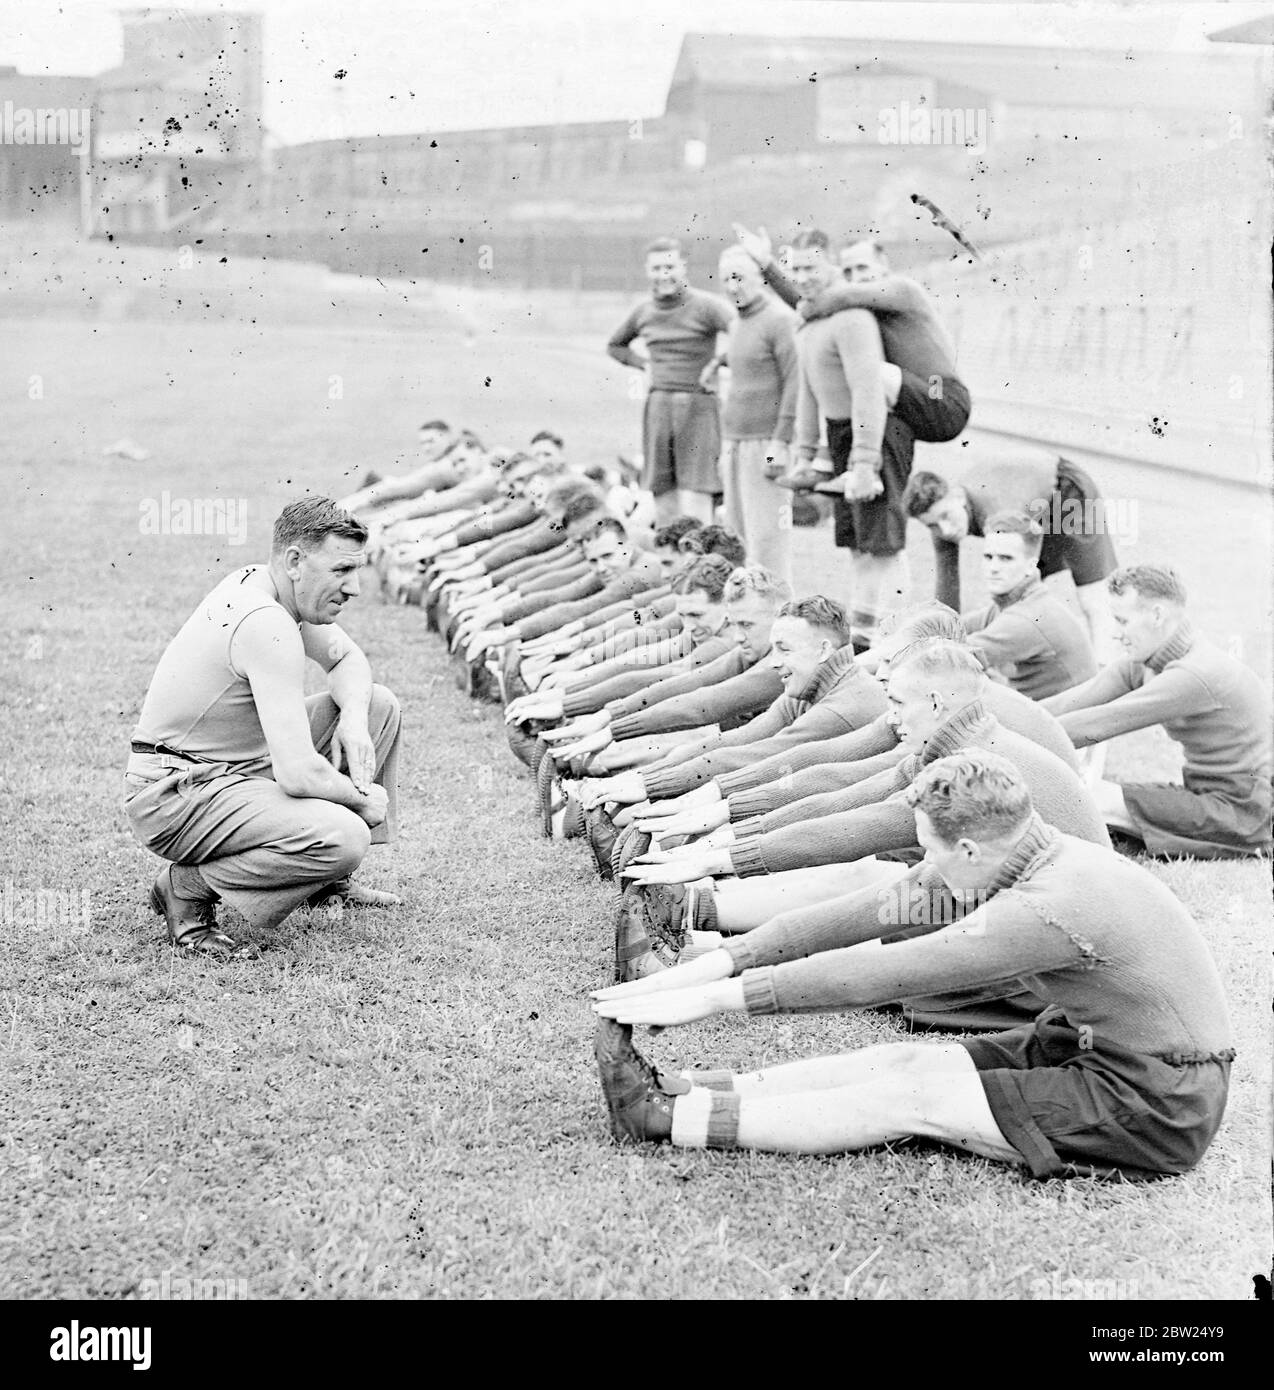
[1208,14,1274,42]
[670,35,894,88]
[669,33,1264,112]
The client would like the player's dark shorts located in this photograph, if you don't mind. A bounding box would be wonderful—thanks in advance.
[1121,778,1273,860]
[961,1006,1233,1179]
[827,413,916,555]
[895,370,971,443]
[1032,458,1119,588]
[642,390,721,495]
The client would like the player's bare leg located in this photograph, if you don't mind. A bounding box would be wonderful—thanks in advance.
[598,1025,1023,1163]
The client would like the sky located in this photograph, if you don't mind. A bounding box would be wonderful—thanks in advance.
[2,0,1270,143]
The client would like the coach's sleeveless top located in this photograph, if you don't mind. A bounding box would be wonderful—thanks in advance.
[131,566,290,765]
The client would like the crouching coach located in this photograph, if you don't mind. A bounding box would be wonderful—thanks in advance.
[122,498,403,959]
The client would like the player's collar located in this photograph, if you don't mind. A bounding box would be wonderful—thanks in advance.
[799,644,861,702]
[922,700,993,762]
[991,574,1041,609]
[986,813,1060,894]
[1145,622,1196,674]
[651,286,688,308]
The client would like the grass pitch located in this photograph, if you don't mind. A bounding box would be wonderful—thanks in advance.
[2,247,1270,1299]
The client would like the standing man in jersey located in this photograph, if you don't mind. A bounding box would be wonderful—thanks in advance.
[607,237,734,527]
[699,246,799,590]
[122,498,403,959]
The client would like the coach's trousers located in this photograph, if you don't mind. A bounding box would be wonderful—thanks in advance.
[122,686,401,930]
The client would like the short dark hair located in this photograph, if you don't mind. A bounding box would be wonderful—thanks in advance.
[272,497,368,555]
[985,510,1044,558]
[673,552,735,601]
[790,229,832,254]
[695,523,746,568]
[777,595,852,647]
[644,236,683,258]
[530,430,563,449]
[902,470,951,519]
[841,237,887,259]
[544,479,604,525]
[906,749,1034,846]
[585,516,628,545]
[654,517,703,549]
[419,419,449,433]
[1108,564,1187,606]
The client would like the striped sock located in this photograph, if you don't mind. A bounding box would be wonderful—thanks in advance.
[683,1067,735,1091]
[670,1088,741,1148]
[690,889,719,932]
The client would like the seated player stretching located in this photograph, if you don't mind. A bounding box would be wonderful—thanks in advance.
[963,511,1096,699]
[594,749,1235,1180]
[1043,563,1272,858]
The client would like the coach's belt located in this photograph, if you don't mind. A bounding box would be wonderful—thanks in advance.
[130,740,207,761]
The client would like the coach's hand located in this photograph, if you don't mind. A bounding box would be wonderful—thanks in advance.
[355,783,389,830]
[763,439,789,480]
[332,716,376,794]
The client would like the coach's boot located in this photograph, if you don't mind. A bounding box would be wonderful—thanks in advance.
[305,877,403,914]
[595,1019,689,1143]
[149,865,256,960]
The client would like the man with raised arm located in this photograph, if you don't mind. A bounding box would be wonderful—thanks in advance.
[594,750,1235,1181]
[122,498,402,959]
[735,225,971,453]
[769,229,917,650]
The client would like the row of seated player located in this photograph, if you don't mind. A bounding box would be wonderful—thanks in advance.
[409,465,1267,1177]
